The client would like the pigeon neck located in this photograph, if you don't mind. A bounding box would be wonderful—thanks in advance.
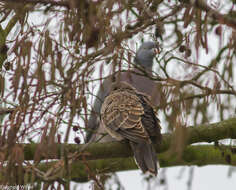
[133,65,153,76]
[134,58,153,72]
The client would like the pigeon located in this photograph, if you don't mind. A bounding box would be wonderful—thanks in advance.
[100,81,162,176]
[86,41,161,143]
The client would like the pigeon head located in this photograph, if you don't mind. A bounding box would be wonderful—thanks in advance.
[134,41,159,69]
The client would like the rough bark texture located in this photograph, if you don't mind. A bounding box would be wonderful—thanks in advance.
[23,117,236,161]
[26,145,236,183]
[16,117,236,182]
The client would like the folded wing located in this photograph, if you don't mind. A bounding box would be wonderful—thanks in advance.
[101,90,150,143]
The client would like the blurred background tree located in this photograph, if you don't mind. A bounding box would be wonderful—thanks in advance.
[0,0,236,189]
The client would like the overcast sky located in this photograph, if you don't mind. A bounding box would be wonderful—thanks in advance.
[77,165,236,190]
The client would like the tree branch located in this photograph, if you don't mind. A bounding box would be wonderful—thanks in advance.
[16,117,236,182]
[0,107,15,115]
[22,117,236,161]
[180,0,236,29]
[24,145,236,182]
[2,113,236,183]
[2,0,236,30]
[0,0,69,8]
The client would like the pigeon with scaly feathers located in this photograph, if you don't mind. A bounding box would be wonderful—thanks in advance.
[100,81,162,176]
[86,41,162,143]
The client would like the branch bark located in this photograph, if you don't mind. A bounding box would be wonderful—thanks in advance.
[2,0,236,30]
[0,108,15,115]
[27,145,236,182]
[15,117,236,182]
[23,117,236,161]
[0,0,69,8]
[180,0,236,29]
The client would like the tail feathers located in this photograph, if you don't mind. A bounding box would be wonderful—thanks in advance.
[129,141,158,176]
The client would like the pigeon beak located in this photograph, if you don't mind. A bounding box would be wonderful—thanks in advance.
[153,47,160,54]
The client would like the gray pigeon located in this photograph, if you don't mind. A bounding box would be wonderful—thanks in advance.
[86,42,161,143]
[100,81,162,175]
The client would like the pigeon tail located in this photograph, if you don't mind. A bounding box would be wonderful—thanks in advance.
[129,141,158,176]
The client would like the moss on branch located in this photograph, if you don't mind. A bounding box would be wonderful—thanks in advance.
[16,117,236,182]
[34,145,236,182]
[23,117,236,161]
[4,118,233,182]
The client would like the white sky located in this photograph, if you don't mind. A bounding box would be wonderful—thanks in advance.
[78,165,236,190]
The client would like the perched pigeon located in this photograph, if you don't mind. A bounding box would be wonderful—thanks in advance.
[100,81,162,176]
[86,41,161,143]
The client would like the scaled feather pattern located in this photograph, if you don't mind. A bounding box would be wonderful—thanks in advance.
[101,82,162,176]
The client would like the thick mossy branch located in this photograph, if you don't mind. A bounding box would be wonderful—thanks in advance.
[15,117,236,182]
[35,145,236,182]
[23,117,236,161]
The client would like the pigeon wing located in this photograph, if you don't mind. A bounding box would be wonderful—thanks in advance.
[101,90,150,143]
